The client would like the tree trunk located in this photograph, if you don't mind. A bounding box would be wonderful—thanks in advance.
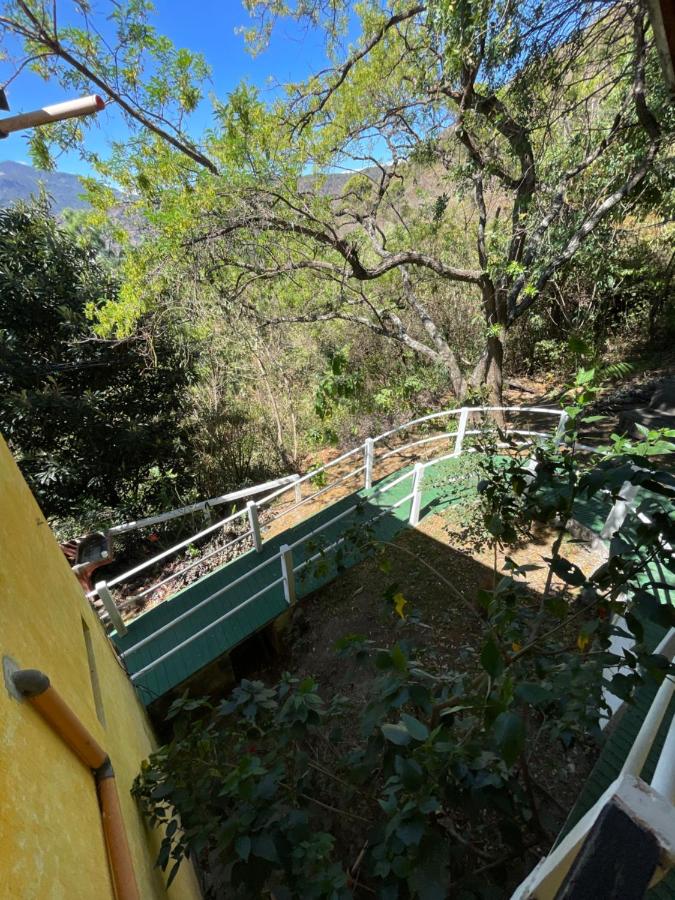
[485,334,505,426]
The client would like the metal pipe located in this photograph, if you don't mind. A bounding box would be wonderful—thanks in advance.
[0,95,105,136]
[651,710,675,803]
[621,674,675,778]
[120,551,282,659]
[107,473,298,537]
[11,670,140,900]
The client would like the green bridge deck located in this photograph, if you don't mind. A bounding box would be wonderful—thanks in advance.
[113,457,474,703]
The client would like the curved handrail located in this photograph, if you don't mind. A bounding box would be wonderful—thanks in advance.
[119,411,671,685]
[92,406,567,610]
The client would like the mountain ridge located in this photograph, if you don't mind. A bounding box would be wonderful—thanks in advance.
[0,160,90,213]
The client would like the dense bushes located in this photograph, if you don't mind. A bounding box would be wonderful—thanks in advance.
[0,199,195,527]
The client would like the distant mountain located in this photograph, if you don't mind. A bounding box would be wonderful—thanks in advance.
[0,160,90,214]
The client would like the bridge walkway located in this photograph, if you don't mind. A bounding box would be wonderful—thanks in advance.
[112,457,473,704]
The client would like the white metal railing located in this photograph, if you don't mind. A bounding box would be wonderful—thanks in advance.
[512,501,675,898]
[118,405,663,683]
[92,405,569,611]
[512,629,675,898]
[122,465,418,679]
[106,474,301,537]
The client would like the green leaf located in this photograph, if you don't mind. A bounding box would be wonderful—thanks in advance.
[235,835,251,861]
[492,712,525,767]
[480,637,503,678]
[252,833,278,862]
[549,556,586,587]
[390,644,408,673]
[515,683,551,706]
[401,713,429,741]
[381,723,412,746]
[397,818,425,847]
[397,757,424,790]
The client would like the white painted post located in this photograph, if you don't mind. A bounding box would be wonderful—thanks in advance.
[409,463,425,526]
[292,474,302,503]
[280,544,297,604]
[554,410,569,447]
[621,664,675,778]
[247,500,263,551]
[600,482,639,540]
[453,408,469,457]
[364,438,375,490]
[95,581,127,636]
[202,500,212,525]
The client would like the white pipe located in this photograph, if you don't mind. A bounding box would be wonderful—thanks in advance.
[103,412,562,600]
[0,95,105,136]
[130,530,252,601]
[131,577,285,680]
[120,549,282,659]
[378,432,458,461]
[265,465,366,523]
[651,710,675,803]
[288,503,360,551]
[106,506,248,588]
[107,474,298,536]
[622,675,675,778]
[293,492,415,574]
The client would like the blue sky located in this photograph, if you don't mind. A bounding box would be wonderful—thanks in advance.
[1,1,347,174]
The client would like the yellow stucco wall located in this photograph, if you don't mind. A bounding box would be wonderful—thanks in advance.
[0,436,201,900]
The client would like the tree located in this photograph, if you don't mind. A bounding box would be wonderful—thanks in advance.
[198,0,670,404]
[0,1,671,406]
[0,198,193,524]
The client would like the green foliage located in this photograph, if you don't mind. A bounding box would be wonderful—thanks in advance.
[134,364,675,897]
[0,198,194,523]
[314,348,362,422]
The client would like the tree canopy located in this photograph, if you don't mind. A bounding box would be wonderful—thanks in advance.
[0,198,194,523]
[2,1,672,407]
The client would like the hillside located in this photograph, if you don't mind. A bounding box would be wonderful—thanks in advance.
[0,160,89,213]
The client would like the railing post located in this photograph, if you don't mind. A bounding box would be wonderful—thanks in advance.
[364,438,375,490]
[280,543,297,604]
[453,408,469,457]
[409,463,425,526]
[247,500,263,551]
[601,482,639,540]
[202,500,212,525]
[292,474,302,503]
[95,581,127,636]
[554,410,569,447]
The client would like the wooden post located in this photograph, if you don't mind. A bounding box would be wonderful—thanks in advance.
[280,544,297,604]
[409,463,425,526]
[247,500,262,551]
[364,438,375,489]
[453,408,469,457]
[95,581,127,636]
[292,474,302,503]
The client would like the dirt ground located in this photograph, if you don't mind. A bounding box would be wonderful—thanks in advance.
[262,511,608,863]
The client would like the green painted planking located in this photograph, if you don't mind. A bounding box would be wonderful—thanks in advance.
[113,458,471,702]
